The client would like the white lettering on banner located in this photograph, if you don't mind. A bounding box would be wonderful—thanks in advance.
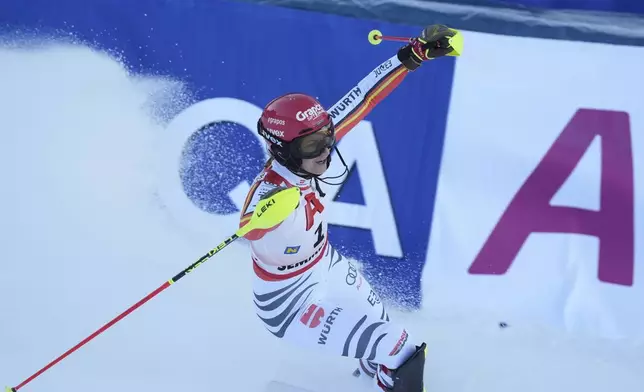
[323,121,402,258]
[296,103,324,122]
[159,97,397,261]
[159,98,268,230]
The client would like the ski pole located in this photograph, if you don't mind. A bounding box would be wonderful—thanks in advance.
[368,28,463,56]
[368,30,411,44]
[4,186,301,392]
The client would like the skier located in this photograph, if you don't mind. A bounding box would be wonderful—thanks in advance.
[240,25,459,392]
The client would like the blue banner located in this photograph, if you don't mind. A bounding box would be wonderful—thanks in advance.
[1,0,455,308]
[489,0,644,14]
[242,0,644,47]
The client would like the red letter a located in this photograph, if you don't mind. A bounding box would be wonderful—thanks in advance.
[468,109,634,286]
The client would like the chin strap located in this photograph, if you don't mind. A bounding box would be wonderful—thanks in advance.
[298,147,350,198]
[313,178,325,197]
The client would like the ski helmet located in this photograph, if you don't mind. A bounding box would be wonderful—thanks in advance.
[257,93,336,177]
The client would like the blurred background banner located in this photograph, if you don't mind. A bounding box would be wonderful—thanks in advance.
[239,0,644,46]
[0,0,456,309]
[450,0,644,13]
[2,0,644,340]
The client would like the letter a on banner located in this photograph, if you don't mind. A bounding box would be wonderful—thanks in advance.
[469,108,634,286]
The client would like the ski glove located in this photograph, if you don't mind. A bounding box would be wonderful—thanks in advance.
[398,24,461,71]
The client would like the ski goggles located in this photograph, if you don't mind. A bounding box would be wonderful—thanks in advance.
[290,122,336,159]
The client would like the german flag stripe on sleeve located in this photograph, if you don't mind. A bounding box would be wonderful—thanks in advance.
[326,54,410,141]
[335,66,407,141]
[239,212,253,227]
[240,181,262,220]
[239,167,290,230]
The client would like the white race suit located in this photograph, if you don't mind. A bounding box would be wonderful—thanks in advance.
[239,54,420,389]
